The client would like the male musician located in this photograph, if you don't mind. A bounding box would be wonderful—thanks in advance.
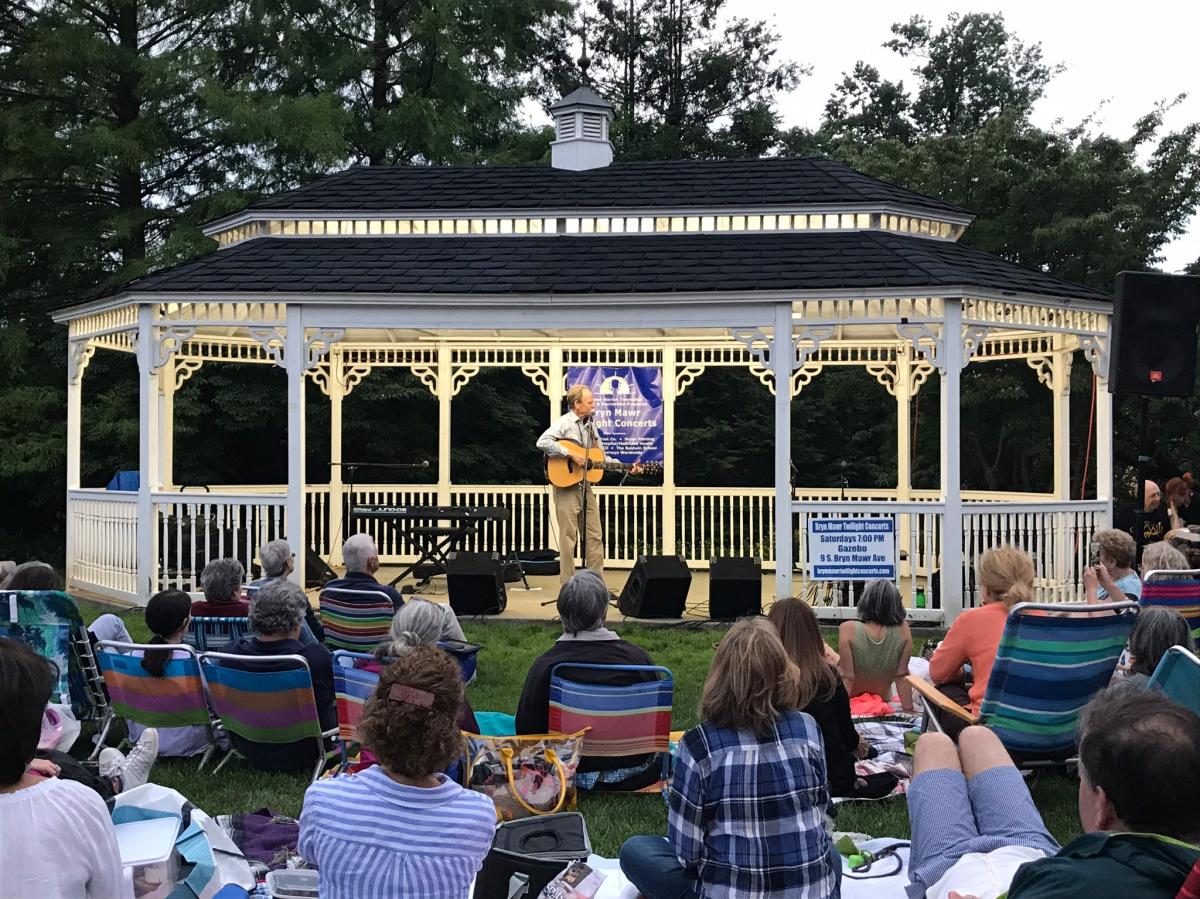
[537,385,641,584]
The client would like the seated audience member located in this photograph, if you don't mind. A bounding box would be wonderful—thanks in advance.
[1166,528,1200,569]
[0,638,124,897]
[906,688,1200,898]
[1121,607,1195,689]
[1167,473,1198,529]
[1140,540,1191,578]
[929,547,1034,734]
[770,597,897,799]
[5,560,136,650]
[250,539,294,586]
[836,578,914,712]
[515,570,659,788]
[227,581,336,772]
[620,617,838,899]
[322,533,405,610]
[125,590,212,757]
[299,647,495,899]
[1084,528,1142,604]
[191,558,251,617]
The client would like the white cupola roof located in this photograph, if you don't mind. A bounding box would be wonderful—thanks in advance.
[550,86,615,171]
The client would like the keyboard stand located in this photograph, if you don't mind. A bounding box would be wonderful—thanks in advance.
[389,524,475,586]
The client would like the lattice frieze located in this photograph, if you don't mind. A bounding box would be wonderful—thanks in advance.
[248,327,286,368]
[563,348,663,366]
[675,365,707,396]
[155,301,286,325]
[455,347,550,367]
[92,331,135,353]
[173,359,203,391]
[304,328,344,371]
[450,366,480,396]
[963,299,1107,335]
[68,340,95,385]
[68,304,138,339]
[794,296,943,323]
[973,334,1054,360]
[410,366,440,396]
[340,346,437,367]
[177,337,272,364]
[521,365,551,396]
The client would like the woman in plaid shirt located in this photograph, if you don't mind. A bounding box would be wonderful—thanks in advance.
[619,617,840,898]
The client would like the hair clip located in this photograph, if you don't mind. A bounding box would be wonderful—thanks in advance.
[388,683,434,708]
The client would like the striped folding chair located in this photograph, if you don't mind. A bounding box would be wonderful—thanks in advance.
[1141,572,1200,641]
[907,601,1137,764]
[1148,645,1200,715]
[548,663,674,791]
[331,650,379,768]
[184,616,250,652]
[319,589,395,652]
[199,652,339,781]
[95,641,218,768]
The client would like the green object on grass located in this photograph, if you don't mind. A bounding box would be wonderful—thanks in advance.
[835,834,861,857]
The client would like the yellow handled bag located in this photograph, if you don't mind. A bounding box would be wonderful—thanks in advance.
[463,729,588,821]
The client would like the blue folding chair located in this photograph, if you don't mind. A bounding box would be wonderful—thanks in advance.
[1148,645,1200,715]
[185,616,250,652]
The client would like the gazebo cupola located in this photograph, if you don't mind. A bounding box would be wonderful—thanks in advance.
[550,86,615,171]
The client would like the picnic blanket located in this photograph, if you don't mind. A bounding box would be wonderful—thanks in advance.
[832,719,918,804]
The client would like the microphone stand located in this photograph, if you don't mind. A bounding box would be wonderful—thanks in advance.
[580,416,592,578]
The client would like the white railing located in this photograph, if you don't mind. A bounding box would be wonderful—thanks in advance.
[67,489,138,601]
[678,488,774,565]
[152,491,286,592]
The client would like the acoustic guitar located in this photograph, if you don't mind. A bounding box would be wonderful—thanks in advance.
[544,437,663,488]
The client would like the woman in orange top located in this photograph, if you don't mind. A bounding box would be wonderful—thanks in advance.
[928,547,1035,732]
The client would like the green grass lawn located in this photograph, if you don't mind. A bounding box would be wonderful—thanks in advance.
[75,600,1084,857]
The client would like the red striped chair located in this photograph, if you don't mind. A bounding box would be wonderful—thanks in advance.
[548,663,674,791]
[331,650,379,768]
[1141,572,1200,641]
[95,641,218,768]
[319,589,395,652]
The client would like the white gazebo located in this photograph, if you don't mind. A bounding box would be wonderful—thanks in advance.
[53,90,1114,623]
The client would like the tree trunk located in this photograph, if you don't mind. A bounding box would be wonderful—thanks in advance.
[114,0,144,262]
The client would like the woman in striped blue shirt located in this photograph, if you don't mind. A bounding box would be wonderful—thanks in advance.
[299,646,496,898]
[620,617,840,898]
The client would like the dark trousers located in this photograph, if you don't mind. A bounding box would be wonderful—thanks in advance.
[35,749,116,800]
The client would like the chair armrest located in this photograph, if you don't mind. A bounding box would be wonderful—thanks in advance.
[904,676,978,725]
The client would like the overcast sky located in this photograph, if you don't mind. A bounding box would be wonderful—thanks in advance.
[735,1,1199,272]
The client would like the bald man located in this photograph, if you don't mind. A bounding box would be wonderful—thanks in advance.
[1137,479,1171,556]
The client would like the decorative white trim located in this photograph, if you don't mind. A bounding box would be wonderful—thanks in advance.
[152,326,196,371]
[451,365,480,397]
[342,364,372,397]
[898,322,944,372]
[675,364,707,396]
[790,361,824,396]
[1078,334,1109,380]
[248,327,286,368]
[68,340,96,385]
[1026,355,1054,389]
[910,361,934,397]
[410,365,440,396]
[520,364,551,396]
[792,326,836,370]
[866,361,898,397]
[173,358,203,390]
[304,328,344,370]
[731,327,773,370]
[962,325,990,368]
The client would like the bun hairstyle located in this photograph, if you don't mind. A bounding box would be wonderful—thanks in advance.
[142,589,192,676]
[360,645,464,778]
[976,547,1035,607]
[375,598,445,659]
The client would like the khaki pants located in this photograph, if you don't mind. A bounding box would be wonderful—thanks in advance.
[554,483,603,584]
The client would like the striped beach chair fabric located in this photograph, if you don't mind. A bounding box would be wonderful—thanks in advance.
[184,616,250,652]
[548,663,674,788]
[319,589,395,652]
[979,601,1137,760]
[95,641,218,767]
[332,650,379,767]
[1141,572,1200,640]
[1148,645,1200,716]
[199,652,338,781]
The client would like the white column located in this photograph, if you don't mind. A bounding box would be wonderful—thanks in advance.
[1096,377,1114,526]
[136,305,161,601]
[772,303,794,599]
[285,305,307,587]
[940,300,964,622]
[895,347,913,502]
[328,347,345,566]
[65,346,85,589]
[159,356,176,489]
[436,343,452,506]
[661,344,677,555]
[1052,334,1072,500]
[548,345,564,424]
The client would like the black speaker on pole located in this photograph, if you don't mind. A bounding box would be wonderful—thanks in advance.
[1109,272,1200,397]
[708,556,762,620]
[618,555,691,618]
[447,551,507,616]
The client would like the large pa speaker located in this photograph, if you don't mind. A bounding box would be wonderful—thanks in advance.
[447,551,507,616]
[1109,272,1200,397]
[618,554,691,618]
[708,556,762,620]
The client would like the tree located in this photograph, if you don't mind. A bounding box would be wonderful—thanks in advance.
[538,0,803,160]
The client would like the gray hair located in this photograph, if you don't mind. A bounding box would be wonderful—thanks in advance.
[342,533,378,574]
[557,570,610,635]
[200,558,245,604]
[856,579,905,626]
[260,539,293,578]
[1141,542,1190,579]
[1128,606,1196,677]
[376,598,444,658]
[249,579,307,636]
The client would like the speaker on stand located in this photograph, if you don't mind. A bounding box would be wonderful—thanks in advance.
[446,551,507,616]
[708,557,762,620]
[618,555,692,618]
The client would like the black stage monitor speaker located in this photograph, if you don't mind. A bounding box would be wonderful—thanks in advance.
[618,554,692,618]
[1109,271,1200,397]
[708,556,762,620]
[447,551,507,616]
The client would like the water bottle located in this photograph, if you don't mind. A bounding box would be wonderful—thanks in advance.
[915,587,927,609]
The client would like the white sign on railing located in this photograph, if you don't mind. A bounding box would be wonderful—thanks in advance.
[807,517,897,580]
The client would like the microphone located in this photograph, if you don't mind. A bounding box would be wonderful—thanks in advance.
[422,460,430,467]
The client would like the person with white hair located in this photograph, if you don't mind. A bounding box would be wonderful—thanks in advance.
[322,533,406,610]
[249,539,295,586]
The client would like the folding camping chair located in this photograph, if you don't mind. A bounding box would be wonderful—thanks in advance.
[199,652,339,781]
[548,663,674,791]
[95,641,220,768]
[1141,571,1200,641]
[1148,644,1200,715]
[319,589,395,652]
[331,650,379,768]
[906,600,1137,764]
[184,616,250,652]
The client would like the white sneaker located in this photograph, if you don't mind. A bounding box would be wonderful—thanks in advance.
[117,728,159,790]
[97,747,125,781]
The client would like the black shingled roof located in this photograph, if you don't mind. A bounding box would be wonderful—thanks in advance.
[237,157,970,217]
[112,231,1108,302]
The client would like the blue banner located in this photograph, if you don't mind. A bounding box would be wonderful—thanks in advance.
[565,366,664,463]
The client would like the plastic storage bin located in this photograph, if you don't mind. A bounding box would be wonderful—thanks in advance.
[114,815,180,899]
